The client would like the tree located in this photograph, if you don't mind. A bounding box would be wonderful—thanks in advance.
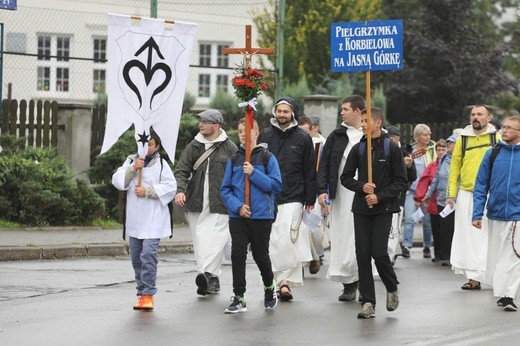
[383,0,518,123]
[253,0,381,90]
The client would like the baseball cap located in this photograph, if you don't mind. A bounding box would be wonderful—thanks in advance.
[196,109,224,124]
[447,134,460,143]
[386,125,400,137]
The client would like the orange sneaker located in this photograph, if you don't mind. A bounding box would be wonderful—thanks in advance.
[133,296,143,310]
[140,295,154,311]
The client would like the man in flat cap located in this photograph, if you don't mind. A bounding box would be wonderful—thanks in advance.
[174,109,238,297]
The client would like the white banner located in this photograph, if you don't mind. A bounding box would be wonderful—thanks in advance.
[102,13,197,160]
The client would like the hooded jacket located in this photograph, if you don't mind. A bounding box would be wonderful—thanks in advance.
[448,124,499,197]
[220,145,282,219]
[341,134,408,215]
[473,141,520,222]
[174,129,237,214]
[259,97,317,206]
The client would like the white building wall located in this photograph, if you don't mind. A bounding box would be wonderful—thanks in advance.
[1,0,272,108]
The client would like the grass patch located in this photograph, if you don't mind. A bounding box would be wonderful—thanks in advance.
[90,218,122,229]
[0,219,21,228]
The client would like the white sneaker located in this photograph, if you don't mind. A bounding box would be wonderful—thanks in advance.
[357,302,375,319]
[386,289,399,311]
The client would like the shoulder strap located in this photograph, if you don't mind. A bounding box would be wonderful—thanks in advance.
[193,141,223,171]
[383,137,391,159]
[358,141,366,157]
[487,145,501,186]
[461,135,468,158]
[490,133,497,146]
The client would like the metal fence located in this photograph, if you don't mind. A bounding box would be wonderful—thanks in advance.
[1,0,272,109]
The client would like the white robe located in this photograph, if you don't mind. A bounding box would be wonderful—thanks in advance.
[112,157,176,239]
[186,133,231,276]
[270,202,306,287]
[326,126,362,284]
[450,189,488,283]
[487,220,520,299]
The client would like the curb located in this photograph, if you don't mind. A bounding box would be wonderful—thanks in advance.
[0,243,194,262]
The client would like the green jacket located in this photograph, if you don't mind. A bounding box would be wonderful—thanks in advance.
[174,134,237,214]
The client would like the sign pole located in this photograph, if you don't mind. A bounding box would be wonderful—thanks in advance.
[365,71,372,185]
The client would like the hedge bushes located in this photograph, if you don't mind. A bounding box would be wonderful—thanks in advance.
[0,136,105,226]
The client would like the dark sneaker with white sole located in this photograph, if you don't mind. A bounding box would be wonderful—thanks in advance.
[502,297,517,311]
[224,296,247,314]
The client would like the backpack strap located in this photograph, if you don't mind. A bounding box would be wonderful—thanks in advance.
[358,138,391,160]
[487,144,501,187]
[461,133,497,158]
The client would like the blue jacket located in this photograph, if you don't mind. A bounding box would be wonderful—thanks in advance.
[427,152,451,207]
[220,146,282,219]
[473,141,520,221]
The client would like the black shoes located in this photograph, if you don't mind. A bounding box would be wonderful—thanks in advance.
[339,281,357,302]
[196,272,220,295]
[501,297,517,311]
[423,247,431,258]
[401,244,410,258]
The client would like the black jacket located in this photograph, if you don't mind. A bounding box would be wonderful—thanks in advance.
[259,123,317,206]
[341,134,408,215]
[317,125,350,199]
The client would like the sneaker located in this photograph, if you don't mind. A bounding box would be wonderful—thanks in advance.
[357,302,375,319]
[401,244,410,258]
[309,260,321,274]
[195,273,209,296]
[338,281,357,302]
[423,247,432,258]
[440,259,451,267]
[264,285,278,310]
[502,297,517,311]
[386,289,399,311]
[224,295,247,314]
[140,295,154,311]
[133,296,143,310]
[207,275,220,294]
[497,297,506,307]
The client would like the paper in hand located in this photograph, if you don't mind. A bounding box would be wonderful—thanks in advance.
[411,207,425,223]
[439,203,455,218]
[302,210,322,229]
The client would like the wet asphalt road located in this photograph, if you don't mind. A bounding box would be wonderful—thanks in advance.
[1,248,519,346]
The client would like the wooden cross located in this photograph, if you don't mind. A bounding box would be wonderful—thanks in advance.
[223,25,274,68]
[224,25,274,206]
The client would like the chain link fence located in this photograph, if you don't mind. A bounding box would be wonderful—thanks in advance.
[1,0,272,109]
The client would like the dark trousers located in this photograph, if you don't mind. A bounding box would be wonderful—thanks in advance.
[438,204,455,261]
[229,218,274,296]
[354,213,399,306]
[430,213,441,258]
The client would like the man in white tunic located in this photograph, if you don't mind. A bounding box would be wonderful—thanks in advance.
[447,105,499,290]
[258,97,317,301]
[112,132,177,311]
[317,95,365,301]
[472,115,520,311]
[174,110,238,296]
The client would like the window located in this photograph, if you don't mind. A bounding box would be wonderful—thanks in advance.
[199,44,211,66]
[198,74,211,97]
[93,37,107,94]
[37,36,51,60]
[217,44,229,68]
[56,68,69,92]
[36,34,71,93]
[93,38,106,62]
[6,32,27,53]
[37,67,50,91]
[93,69,106,93]
[56,37,70,62]
[197,41,233,98]
[216,75,228,93]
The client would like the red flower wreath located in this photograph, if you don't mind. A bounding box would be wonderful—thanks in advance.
[232,66,270,102]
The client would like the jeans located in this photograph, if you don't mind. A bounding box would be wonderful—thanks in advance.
[129,237,160,296]
[229,218,274,296]
[402,192,432,248]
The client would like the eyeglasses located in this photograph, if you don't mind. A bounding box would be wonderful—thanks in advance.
[199,120,216,125]
[501,125,520,131]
